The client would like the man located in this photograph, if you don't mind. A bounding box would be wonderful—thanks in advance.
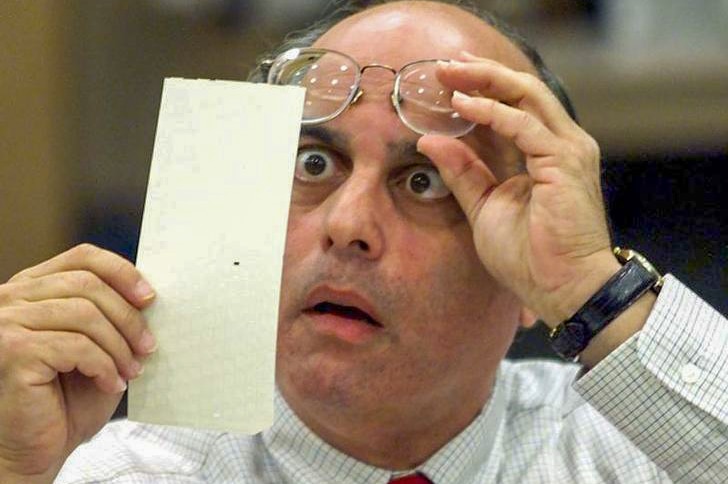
[0,1,725,482]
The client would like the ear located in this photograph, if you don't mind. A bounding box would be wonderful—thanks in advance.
[519,307,539,329]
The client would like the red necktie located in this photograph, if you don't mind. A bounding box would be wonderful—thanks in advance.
[388,472,433,484]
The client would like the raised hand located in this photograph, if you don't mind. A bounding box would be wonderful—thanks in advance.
[418,53,621,326]
[0,244,156,483]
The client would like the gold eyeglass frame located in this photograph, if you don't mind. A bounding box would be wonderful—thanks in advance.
[262,47,475,137]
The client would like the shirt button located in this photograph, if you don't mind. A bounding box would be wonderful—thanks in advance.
[680,363,702,383]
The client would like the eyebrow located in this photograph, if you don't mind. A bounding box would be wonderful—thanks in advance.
[300,126,350,153]
[388,139,432,167]
[300,125,431,167]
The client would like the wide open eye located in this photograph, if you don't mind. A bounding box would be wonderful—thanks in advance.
[295,148,337,182]
[403,165,451,200]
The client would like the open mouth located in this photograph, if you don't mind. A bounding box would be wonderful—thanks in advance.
[309,301,382,327]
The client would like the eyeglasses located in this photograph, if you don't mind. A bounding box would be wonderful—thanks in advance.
[263,48,475,138]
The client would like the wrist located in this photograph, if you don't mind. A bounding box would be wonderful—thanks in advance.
[578,290,656,367]
[539,250,621,327]
[545,247,662,362]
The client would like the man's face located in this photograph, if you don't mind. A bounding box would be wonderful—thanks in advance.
[276,5,528,420]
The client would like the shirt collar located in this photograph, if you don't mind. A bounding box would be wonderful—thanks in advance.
[263,367,507,484]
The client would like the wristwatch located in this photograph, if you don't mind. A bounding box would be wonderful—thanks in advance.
[548,247,663,360]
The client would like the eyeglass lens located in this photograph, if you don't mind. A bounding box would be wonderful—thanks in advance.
[270,49,474,137]
[395,62,473,137]
[274,51,359,124]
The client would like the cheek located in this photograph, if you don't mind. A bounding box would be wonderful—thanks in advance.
[279,209,319,318]
[394,224,514,349]
[396,222,487,290]
[283,207,320,267]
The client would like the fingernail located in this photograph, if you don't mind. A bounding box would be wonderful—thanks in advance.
[436,60,450,69]
[114,377,128,393]
[134,278,155,302]
[129,359,145,378]
[139,330,158,354]
[452,90,471,101]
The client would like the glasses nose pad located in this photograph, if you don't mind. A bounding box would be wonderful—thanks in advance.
[350,88,364,106]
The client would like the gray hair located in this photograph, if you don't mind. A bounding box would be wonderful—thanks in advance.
[247,0,578,122]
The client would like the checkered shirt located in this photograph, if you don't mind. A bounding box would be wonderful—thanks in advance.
[55,275,727,483]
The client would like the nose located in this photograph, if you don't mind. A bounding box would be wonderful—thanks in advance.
[322,172,385,260]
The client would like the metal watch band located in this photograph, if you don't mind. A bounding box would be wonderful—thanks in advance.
[549,255,660,360]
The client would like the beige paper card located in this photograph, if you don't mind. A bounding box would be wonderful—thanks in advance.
[128,78,304,433]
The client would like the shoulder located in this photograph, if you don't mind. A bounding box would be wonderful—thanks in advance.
[56,419,222,483]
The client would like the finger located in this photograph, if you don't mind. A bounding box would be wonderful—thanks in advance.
[3,298,143,380]
[3,329,127,395]
[37,330,128,395]
[417,134,498,226]
[9,244,155,308]
[451,91,561,159]
[436,56,574,135]
[5,270,156,356]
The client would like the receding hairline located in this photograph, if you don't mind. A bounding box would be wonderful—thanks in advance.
[248,0,578,121]
[316,0,536,73]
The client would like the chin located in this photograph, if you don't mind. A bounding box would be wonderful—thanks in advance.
[277,339,390,414]
[281,360,357,411]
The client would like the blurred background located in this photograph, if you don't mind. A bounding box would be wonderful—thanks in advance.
[2,0,727,366]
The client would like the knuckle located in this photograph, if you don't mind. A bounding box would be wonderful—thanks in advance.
[484,97,498,114]
[119,303,142,332]
[74,243,100,258]
[520,72,542,91]
[32,299,59,324]
[516,111,532,130]
[0,284,14,306]
[568,136,600,165]
[81,339,116,374]
[67,297,102,322]
[67,331,93,351]
[7,267,31,284]
[67,270,102,293]
[99,353,118,376]
[583,136,601,159]
[110,256,135,280]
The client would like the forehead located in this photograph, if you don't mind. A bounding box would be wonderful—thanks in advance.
[313,2,534,73]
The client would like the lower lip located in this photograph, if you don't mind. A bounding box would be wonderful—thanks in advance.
[304,311,382,344]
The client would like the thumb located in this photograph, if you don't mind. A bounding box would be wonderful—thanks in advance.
[417,134,498,225]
